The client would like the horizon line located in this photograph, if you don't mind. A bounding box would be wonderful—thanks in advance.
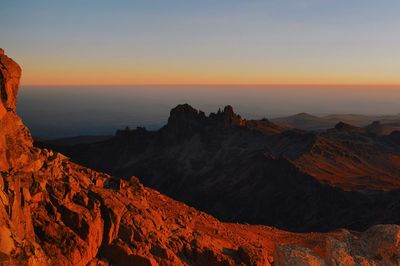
[20,83,400,88]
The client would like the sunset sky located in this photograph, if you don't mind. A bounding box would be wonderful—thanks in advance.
[1,0,400,85]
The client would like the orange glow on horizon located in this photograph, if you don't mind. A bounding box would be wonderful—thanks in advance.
[20,69,400,88]
[21,82,400,89]
[17,55,400,88]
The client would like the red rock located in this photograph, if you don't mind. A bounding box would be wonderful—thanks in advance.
[273,245,325,266]
[0,49,22,112]
[325,237,355,266]
[238,245,271,266]
[360,224,400,261]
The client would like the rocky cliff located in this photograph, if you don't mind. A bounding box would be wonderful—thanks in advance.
[1,49,400,265]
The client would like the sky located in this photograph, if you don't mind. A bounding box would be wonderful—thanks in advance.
[1,0,400,85]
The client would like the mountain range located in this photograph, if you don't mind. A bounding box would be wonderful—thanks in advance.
[272,112,400,133]
[2,48,400,265]
[42,103,400,233]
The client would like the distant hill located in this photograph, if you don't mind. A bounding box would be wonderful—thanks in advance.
[271,112,335,131]
[272,113,400,133]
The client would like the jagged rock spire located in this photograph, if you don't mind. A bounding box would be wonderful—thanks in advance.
[0,48,32,171]
[0,48,22,116]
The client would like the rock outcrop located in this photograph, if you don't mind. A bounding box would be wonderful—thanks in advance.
[0,50,31,171]
[1,49,400,265]
[53,103,400,232]
[162,103,246,143]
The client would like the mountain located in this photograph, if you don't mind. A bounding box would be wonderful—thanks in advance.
[3,48,400,265]
[272,113,400,133]
[0,49,400,266]
[365,120,400,136]
[45,100,400,233]
[271,113,335,131]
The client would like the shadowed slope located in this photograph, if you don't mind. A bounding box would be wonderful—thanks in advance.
[48,103,400,232]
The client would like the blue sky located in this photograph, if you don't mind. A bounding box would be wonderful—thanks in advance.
[1,0,400,85]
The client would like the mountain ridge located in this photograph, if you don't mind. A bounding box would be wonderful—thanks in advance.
[2,49,400,265]
[272,112,400,133]
[45,102,400,233]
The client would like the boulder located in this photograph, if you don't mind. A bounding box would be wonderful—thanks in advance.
[360,224,400,261]
[274,245,325,266]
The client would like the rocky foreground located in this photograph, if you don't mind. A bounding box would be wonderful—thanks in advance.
[1,49,400,265]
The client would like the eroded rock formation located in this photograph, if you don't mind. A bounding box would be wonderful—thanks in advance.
[1,49,400,265]
[53,104,400,232]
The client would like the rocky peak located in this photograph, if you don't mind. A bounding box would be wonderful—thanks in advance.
[166,104,206,139]
[222,105,245,127]
[0,48,31,171]
[334,121,363,133]
[167,103,206,126]
[223,105,234,115]
[167,103,245,129]
[210,105,245,127]
[0,48,22,114]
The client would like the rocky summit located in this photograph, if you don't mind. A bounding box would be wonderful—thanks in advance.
[2,49,400,265]
[52,103,400,232]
